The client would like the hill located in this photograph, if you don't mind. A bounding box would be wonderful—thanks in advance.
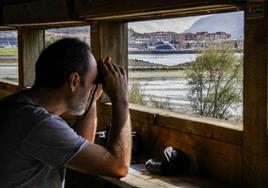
[185,11,244,39]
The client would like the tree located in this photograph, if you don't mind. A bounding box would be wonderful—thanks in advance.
[186,47,243,120]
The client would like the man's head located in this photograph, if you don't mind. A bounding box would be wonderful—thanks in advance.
[34,38,98,115]
[34,38,91,88]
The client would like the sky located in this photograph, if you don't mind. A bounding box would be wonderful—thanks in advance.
[128,15,208,34]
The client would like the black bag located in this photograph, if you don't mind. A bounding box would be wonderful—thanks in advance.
[145,146,191,176]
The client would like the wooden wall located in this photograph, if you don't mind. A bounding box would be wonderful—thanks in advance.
[75,0,241,20]
[97,104,242,186]
[3,0,74,25]
[2,0,242,26]
[18,29,44,88]
[243,1,268,188]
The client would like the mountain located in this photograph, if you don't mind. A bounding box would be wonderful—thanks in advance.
[185,11,244,39]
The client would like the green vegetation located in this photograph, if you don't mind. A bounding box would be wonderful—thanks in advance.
[149,97,172,110]
[186,47,243,120]
[128,83,145,105]
[0,48,18,56]
[45,35,64,47]
[128,82,172,110]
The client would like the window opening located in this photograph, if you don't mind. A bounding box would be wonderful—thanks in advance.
[0,30,18,85]
[128,11,244,125]
[45,25,90,46]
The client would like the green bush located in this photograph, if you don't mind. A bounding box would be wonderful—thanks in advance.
[186,46,243,120]
[128,83,145,105]
[149,97,172,110]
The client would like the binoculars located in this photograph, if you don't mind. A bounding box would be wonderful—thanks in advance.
[95,65,104,85]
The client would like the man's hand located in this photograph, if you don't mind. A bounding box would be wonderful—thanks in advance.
[98,57,128,104]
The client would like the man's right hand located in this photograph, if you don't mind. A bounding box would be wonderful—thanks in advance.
[98,57,128,104]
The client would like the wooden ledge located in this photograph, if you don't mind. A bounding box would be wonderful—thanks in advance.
[128,104,242,131]
[100,103,243,145]
[101,164,232,188]
[0,81,18,91]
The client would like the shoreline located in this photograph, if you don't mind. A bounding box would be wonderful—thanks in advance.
[128,59,191,71]
[0,55,18,64]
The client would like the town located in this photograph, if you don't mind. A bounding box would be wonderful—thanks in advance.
[128,28,244,54]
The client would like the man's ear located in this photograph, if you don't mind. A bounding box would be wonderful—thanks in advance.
[68,72,81,93]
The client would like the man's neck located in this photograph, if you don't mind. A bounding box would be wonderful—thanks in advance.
[26,86,67,116]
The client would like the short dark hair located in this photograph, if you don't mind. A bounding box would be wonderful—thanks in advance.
[34,38,90,88]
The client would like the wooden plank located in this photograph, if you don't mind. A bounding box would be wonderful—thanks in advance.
[1,0,242,25]
[0,0,3,25]
[75,0,243,20]
[4,0,38,4]
[3,0,77,25]
[0,0,244,27]
[0,81,18,92]
[243,1,268,187]
[91,21,128,103]
[90,21,101,60]
[102,164,233,188]
[18,29,44,88]
[5,21,89,29]
[98,103,242,145]
[0,26,15,30]
[97,103,242,185]
[66,165,233,188]
[91,21,128,70]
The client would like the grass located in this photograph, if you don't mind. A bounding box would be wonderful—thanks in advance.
[0,48,18,56]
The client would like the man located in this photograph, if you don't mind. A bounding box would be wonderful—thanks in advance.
[0,38,132,188]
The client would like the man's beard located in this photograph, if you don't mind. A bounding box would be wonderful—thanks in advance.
[67,94,87,116]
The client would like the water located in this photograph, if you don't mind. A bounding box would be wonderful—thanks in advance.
[129,54,198,66]
[0,66,18,82]
[129,53,242,66]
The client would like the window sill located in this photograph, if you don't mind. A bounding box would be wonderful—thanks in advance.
[101,164,231,188]
[129,103,242,131]
[0,80,19,91]
[101,103,242,145]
